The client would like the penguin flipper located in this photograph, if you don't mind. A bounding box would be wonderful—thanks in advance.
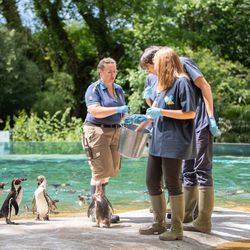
[11,199,19,215]
[104,195,114,214]
[87,200,95,218]
[32,197,36,214]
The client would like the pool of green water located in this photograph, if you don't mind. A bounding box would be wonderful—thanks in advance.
[0,154,249,214]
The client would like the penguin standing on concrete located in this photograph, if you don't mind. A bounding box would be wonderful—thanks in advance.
[87,183,114,228]
[32,175,58,220]
[0,178,26,224]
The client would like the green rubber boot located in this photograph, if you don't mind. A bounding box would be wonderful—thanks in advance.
[159,194,184,241]
[139,193,167,235]
[183,186,198,223]
[192,186,214,234]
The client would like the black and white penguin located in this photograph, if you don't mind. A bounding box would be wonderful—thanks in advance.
[0,178,26,224]
[78,195,86,207]
[0,182,8,196]
[0,182,8,189]
[32,175,58,220]
[87,183,113,228]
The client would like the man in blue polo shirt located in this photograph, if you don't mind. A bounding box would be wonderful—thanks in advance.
[140,46,221,234]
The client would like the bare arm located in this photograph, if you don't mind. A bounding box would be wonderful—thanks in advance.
[88,104,118,118]
[145,98,152,107]
[160,110,196,120]
[135,119,153,132]
[135,100,156,131]
[151,100,196,120]
[194,76,214,117]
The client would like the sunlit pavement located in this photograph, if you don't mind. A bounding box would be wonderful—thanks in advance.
[0,207,249,250]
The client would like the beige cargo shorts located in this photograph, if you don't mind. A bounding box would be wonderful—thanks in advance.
[83,125,121,180]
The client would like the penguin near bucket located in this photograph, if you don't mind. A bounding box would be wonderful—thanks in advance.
[32,175,59,221]
[87,182,114,228]
[0,177,27,225]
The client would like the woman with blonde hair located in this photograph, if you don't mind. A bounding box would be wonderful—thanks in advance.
[138,47,197,241]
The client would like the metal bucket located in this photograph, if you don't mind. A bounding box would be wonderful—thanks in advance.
[118,124,150,158]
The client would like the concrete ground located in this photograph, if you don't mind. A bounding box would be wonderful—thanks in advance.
[0,207,249,250]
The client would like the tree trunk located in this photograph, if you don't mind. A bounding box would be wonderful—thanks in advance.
[33,0,95,118]
[0,0,24,32]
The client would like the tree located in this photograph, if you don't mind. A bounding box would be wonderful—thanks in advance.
[0,26,41,122]
[172,0,250,67]
[0,0,25,32]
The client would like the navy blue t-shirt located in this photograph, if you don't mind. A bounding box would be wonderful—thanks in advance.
[180,57,209,131]
[144,58,209,131]
[84,81,126,125]
[149,77,197,160]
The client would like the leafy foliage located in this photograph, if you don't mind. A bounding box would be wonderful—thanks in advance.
[0,0,249,142]
[0,26,41,120]
[172,0,250,67]
[5,108,83,142]
[32,72,75,116]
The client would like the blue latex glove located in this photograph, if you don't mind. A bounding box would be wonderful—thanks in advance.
[143,85,154,99]
[146,107,162,119]
[123,114,148,125]
[117,105,128,114]
[209,117,221,137]
[124,118,132,125]
[130,114,148,124]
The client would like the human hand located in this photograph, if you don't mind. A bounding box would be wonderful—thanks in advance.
[117,105,128,114]
[209,117,221,137]
[146,107,162,119]
[124,114,148,125]
[130,114,148,124]
[124,118,132,125]
[143,85,154,99]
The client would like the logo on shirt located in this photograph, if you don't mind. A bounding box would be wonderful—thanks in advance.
[165,95,174,105]
[89,95,93,101]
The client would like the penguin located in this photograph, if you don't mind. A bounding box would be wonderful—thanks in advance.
[0,182,8,189]
[87,183,113,228]
[78,195,86,207]
[51,183,70,188]
[32,175,58,220]
[24,204,30,213]
[0,182,8,196]
[0,178,26,224]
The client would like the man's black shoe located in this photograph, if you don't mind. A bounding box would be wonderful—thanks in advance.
[111,214,120,223]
